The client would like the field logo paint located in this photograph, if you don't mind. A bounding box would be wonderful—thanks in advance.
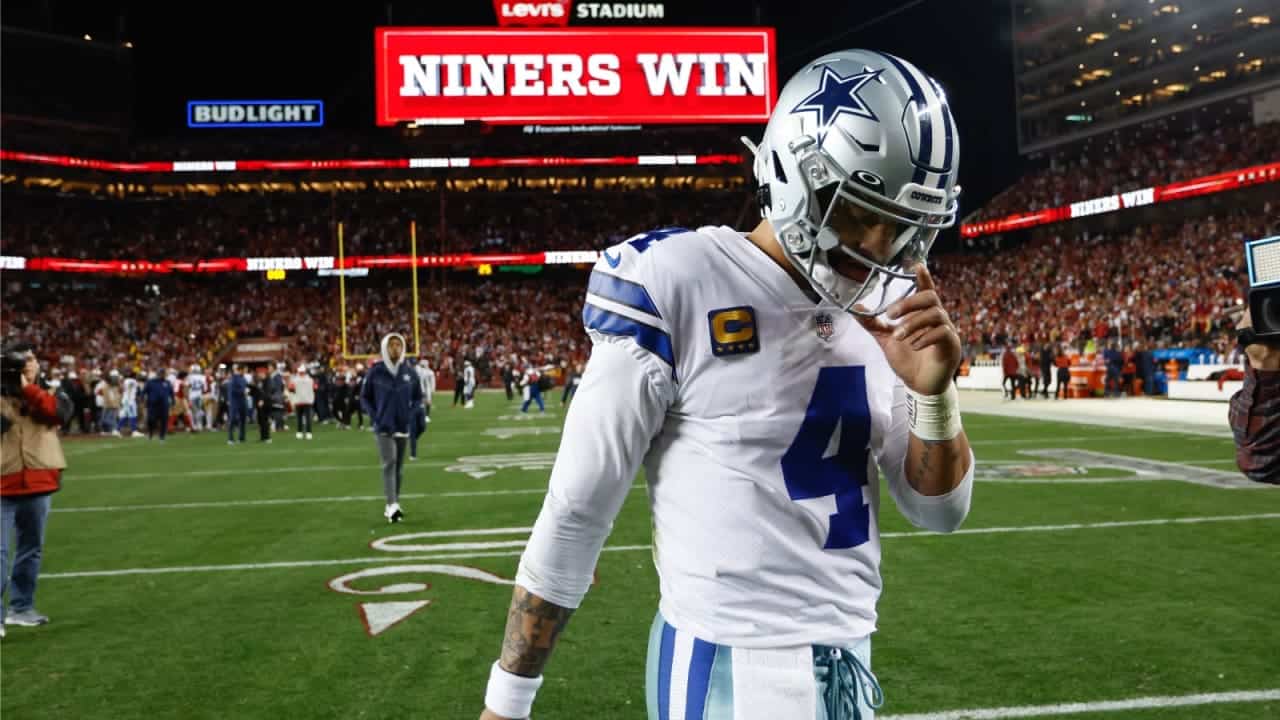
[330,537,518,636]
[358,600,431,637]
[976,463,1090,480]
[1020,449,1263,489]
[445,452,558,478]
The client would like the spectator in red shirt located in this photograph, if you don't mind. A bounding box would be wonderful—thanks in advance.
[1001,345,1019,400]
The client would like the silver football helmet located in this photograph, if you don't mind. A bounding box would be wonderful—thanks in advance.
[745,49,960,315]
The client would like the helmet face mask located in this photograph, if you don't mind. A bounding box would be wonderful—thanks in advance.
[749,50,960,316]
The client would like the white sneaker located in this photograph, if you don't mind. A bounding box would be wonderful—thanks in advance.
[111,430,122,437]
[131,431,144,438]
[305,433,313,440]
[384,504,404,523]
[296,432,303,439]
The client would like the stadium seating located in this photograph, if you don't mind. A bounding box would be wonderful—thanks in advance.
[970,120,1279,222]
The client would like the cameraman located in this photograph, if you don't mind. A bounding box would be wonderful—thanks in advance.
[1,343,71,630]
[1229,308,1280,483]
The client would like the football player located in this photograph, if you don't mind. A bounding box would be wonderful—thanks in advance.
[480,49,974,720]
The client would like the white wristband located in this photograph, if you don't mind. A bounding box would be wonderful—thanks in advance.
[906,383,962,441]
[484,661,543,719]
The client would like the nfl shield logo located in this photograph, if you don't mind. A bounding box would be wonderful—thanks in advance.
[815,312,835,341]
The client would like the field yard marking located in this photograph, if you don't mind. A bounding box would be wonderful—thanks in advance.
[67,458,460,481]
[444,452,558,478]
[483,426,561,440]
[878,688,1280,720]
[964,409,1233,439]
[40,513,1280,580]
[967,433,1228,447]
[51,486,646,513]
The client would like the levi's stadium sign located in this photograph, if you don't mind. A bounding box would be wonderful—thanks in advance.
[492,1,665,26]
[374,27,776,125]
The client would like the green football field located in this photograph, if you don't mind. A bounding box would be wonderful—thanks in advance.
[3,393,1278,720]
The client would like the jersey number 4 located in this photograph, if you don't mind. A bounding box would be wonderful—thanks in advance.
[781,366,873,550]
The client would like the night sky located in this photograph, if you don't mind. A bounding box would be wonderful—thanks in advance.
[8,0,1022,211]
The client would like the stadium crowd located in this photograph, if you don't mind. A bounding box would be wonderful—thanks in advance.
[0,276,587,402]
[934,203,1275,358]
[1,188,747,260]
[971,119,1279,221]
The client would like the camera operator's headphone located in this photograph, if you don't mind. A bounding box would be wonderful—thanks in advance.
[1,342,32,379]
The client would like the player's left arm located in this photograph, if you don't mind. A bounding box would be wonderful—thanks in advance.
[857,265,974,532]
[481,337,673,720]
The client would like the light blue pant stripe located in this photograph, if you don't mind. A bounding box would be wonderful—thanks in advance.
[646,613,664,720]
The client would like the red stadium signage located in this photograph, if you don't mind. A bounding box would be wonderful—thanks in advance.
[961,162,1280,238]
[0,149,742,173]
[0,251,601,275]
[374,27,776,125]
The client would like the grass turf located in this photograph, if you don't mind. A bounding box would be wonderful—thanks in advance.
[2,395,1277,719]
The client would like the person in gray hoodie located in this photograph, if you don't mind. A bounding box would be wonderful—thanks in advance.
[290,364,315,440]
[360,333,422,523]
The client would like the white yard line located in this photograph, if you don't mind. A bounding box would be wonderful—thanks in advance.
[880,688,1280,720]
[51,485,645,513]
[964,409,1233,439]
[40,513,1280,579]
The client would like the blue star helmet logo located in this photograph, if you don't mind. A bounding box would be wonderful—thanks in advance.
[791,65,884,129]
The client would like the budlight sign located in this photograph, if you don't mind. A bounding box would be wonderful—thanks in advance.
[187,100,324,128]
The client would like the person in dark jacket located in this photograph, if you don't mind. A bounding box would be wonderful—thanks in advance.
[249,366,272,443]
[1038,344,1054,399]
[226,365,249,444]
[350,365,367,430]
[268,363,287,432]
[1229,307,1280,483]
[360,333,423,523]
[332,372,352,428]
[142,370,174,441]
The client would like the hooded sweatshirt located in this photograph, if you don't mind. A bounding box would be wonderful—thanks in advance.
[361,333,422,436]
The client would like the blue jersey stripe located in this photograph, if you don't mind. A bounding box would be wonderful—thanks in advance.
[657,622,676,720]
[587,270,662,319]
[583,303,676,371]
[684,638,717,720]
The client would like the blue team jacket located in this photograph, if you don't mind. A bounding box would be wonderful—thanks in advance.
[143,378,173,408]
[227,374,249,413]
[360,360,423,435]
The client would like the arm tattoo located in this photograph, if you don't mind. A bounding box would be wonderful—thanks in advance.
[910,439,940,490]
[499,585,575,678]
[907,435,969,494]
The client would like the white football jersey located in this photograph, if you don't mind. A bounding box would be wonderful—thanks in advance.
[416,365,436,404]
[122,378,139,410]
[188,372,207,398]
[519,225,973,650]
